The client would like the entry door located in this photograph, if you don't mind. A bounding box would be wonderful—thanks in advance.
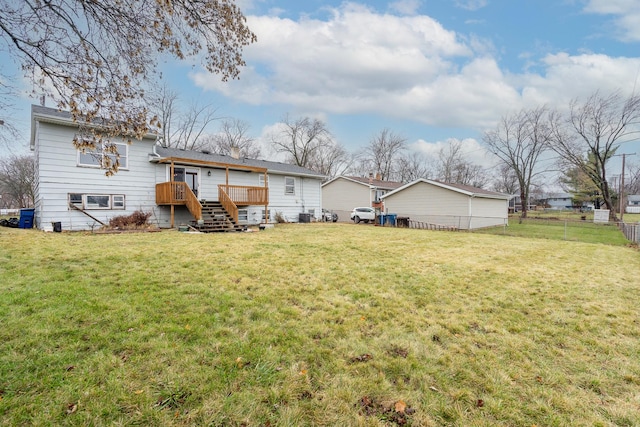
[186,170,198,197]
[172,167,199,197]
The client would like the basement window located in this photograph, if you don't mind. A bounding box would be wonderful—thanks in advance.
[68,193,126,210]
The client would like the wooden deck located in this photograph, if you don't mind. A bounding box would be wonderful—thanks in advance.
[156,182,268,227]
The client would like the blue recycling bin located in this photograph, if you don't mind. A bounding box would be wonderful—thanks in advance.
[19,208,35,229]
[385,214,397,226]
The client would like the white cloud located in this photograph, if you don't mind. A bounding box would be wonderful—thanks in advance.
[454,0,488,11]
[411,137,495,168]
[583,0,640,41]
[191,2,640,135]
[389,0,422,16]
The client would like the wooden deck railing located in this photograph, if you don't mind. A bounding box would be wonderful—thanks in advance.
[219,186,239,225]
[157,182,267,224]
[218,185,268,205]
[156,181,202,220]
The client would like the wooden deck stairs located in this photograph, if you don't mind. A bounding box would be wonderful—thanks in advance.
[191,201,245,233]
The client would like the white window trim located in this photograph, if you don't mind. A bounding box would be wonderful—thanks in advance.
[68,193,126,210]
[284,176,295,195]
[77,142,129,170]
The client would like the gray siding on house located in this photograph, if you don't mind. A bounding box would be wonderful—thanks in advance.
[384,181,470,215]
[34,121,158,230]
[32,106,325,229]
[383,181,508,230]
[322,178,372,211]
[267,173,322,222]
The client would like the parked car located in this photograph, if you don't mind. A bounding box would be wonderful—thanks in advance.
[350,207,375,224]
[322,209,338,222]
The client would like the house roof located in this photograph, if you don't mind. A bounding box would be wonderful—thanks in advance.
[321,175,404,190]
[628,195,640,203]
[30,104,157,150]
[153,146,326,179]
[381,178,511,200]
[541,193,573,199]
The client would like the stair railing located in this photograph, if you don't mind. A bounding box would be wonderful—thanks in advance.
[218,186,238,224]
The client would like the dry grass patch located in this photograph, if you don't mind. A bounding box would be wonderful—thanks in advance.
[0,224,639,426]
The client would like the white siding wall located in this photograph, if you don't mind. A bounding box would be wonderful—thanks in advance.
[469,197,508,229]
[268,173,322,222]
[384,182,469,215]
[34,121,157,231]
[155,167,322,225]
[322,178,371,212]
[384,182,508,230]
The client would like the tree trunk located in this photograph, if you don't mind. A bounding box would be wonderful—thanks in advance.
[601,182,619,221]
[519,188,528,219]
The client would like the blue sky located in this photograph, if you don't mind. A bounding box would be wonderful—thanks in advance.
[3,0,640,183]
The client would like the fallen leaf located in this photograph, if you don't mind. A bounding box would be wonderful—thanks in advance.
[350,353,373,363]
[476,399,484,408]
[184,324,191,330]
[395,400,407,414]
[429,386,439,392]
[235,357,250,368]
[299,369,307,376]
[66,402,78,414]
[134,390,144,394]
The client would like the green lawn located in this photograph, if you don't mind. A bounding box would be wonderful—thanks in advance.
[1,224,639,426]
[476,216,634,246]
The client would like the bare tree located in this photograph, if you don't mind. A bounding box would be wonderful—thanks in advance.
[0,72,20,147]
[306,141,352,178]
[204,118,261,159]
[0,0,256,174]
[492,163,519,195]
[549,90,640,221]
[395,151,432,183]
[0,154,35,208]
[172,103,221,151]
[359,129,406,181]
[149,84,221,150]
[435,140,487,187]
[152,85,179,149]
[625,162,640,195]
[270,115,332,168]
[483,107,552,218]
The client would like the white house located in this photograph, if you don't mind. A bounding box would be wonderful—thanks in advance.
[380,179,511,230]
[321,175,403,220]
[30,105,325,231]
[627,195,640,214]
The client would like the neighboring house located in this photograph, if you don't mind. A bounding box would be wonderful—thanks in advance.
[380,179,511,230]
[321,175,403,219]
[540,193,573,210]
[30,105,325,231]
[627,195,640,214]
[538,193,594,211]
